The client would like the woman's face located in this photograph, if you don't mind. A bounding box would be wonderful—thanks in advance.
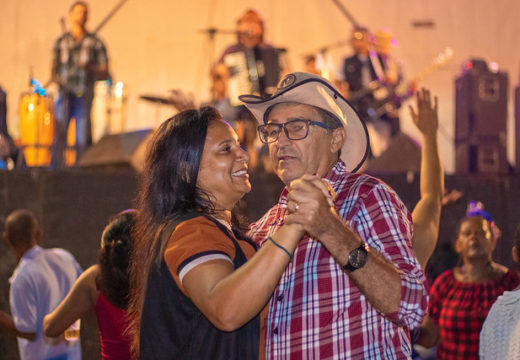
[456,216,495,262]
[197,120,250,210]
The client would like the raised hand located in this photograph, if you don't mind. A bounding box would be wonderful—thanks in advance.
[408,88,438,137]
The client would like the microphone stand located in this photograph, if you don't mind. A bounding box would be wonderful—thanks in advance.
[198,27,236,72]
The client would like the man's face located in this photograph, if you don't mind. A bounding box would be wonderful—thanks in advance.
[237,12,263,48]
[69,4,88,28]
[351,30,370,54]
[266,103,342,185]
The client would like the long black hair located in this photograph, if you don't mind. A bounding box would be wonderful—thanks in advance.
[97,210,136,309]
[128,106,221,357]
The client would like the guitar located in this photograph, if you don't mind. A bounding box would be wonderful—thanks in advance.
[351,47,454,120]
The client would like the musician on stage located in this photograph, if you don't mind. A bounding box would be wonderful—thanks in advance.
[337,26,404,157]
[212,9,288,105]
[51,1,110,167]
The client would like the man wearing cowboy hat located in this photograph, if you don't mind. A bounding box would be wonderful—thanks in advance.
[242,72,427,359]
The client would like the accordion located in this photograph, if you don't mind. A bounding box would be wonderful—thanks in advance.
[224,46,286,106]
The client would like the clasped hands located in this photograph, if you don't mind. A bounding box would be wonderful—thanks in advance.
[285,174,340,239]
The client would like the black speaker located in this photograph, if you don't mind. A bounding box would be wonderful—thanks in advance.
[455,61,509,174]
[515,85,520,173]
[78,129,153,171]
[363,132,421,174]
[0,86,7,136]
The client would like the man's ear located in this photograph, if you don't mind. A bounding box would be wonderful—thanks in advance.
[34,229,42,245]
[331,128,345,153]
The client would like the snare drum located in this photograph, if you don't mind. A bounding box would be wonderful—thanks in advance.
[19,93,55,166]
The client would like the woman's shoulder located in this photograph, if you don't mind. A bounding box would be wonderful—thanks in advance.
[431,269,456,289]
[175,215,229,235]
[77,264,100,286]
[82,265,101,302]
[168,215,233,253]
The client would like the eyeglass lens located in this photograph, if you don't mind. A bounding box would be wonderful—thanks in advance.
[258,119,309,143]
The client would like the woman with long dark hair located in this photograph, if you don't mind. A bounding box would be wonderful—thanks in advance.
[44,210,136,360]
[128,107,306,359]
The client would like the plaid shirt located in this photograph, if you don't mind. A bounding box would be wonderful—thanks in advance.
[248,161,428,359]
[52,32,108,97]
[430,268,519,360]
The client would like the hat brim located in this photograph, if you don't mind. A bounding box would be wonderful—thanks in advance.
[239,77,369,173]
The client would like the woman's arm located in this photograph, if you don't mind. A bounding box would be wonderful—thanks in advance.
[182,223,303,331]
[43,265,99,337]
[415,315,440,348]
[409,88,443,269]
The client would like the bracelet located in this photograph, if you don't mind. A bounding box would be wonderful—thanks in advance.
[267,236,294,261]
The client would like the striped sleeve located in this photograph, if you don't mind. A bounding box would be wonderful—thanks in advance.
[163,217,237,294]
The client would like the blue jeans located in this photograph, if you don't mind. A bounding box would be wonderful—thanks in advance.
[51,92,93,167]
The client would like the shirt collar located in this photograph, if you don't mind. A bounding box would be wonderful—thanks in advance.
[9,245,43,284]
[20,245,43,262]
[278,159,346,202]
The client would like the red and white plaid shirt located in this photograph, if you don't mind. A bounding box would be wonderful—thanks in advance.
[248,161,428,359]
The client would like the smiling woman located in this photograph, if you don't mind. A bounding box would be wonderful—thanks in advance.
[197,120,251,211]
[127,106,305,360]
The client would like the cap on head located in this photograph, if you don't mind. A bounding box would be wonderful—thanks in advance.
[239,72,369,172]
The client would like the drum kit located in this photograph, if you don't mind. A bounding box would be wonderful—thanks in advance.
[18,80,126,167]
[18,92,55,166]
[19,76,195,168]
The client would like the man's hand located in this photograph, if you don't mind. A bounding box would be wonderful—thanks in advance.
[285,174,339,239]
[0,310,36,340]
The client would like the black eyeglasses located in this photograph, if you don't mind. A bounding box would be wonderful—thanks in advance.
[257,119,333,144]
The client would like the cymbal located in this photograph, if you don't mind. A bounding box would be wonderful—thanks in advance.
[139,94,176,105]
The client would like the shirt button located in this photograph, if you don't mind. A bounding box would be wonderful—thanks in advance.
[277,295,283,301]
[273,328,278,335]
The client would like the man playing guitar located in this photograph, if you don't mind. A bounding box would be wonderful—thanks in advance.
[338,26,405,157]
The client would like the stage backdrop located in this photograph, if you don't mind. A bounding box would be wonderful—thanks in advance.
[1,0,519,173]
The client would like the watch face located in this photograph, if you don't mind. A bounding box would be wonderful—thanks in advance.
[350,247,367,268]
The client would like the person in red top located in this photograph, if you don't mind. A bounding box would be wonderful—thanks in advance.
[241,72,428,358]
[43,210,135,360]
[416,208,520,359]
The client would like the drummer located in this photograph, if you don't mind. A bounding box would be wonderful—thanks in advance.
[50,1,110,167]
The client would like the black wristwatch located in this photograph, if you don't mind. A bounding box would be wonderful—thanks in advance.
[343,242,369,272]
